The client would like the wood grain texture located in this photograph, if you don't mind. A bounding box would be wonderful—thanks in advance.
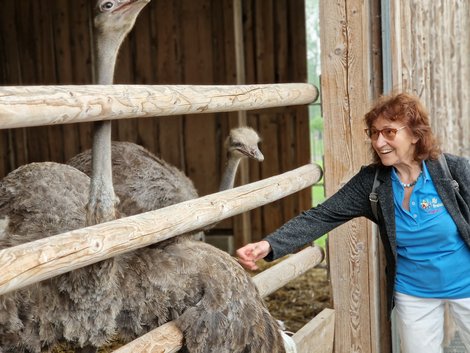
[292,308,335,353]
[392,0,470,156]
[0,163,322,296]
[113,321,183,353]
[0,83,318,129]
[252,245,324,297]
[319,0,377,352]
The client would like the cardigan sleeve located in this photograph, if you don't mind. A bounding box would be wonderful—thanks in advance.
[265,165,378,261]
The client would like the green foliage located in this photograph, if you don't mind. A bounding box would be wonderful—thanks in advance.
[310,115,323,131]
[306,0,327,249]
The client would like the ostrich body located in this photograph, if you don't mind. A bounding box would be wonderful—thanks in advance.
[103,127,284,353]
[116,237,285,353]
[0,165,285,353]
[68,126,264,217]
[0,163,125,353]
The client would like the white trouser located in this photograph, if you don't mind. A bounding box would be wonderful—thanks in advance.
[394,292,470,353]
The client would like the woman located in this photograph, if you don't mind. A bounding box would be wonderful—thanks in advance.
[236,92,470,353]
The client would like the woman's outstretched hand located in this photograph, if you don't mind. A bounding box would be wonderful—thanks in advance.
[236,240,271,270]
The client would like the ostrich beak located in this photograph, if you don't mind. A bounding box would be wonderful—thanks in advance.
[252,148,264,162]
[240,147,264,162]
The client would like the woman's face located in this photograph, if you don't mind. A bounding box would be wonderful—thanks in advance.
[370,116,419,167]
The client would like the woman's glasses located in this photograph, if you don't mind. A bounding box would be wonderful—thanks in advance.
[364,126,407,141]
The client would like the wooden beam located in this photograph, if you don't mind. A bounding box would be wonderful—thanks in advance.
[113,246,326,353]
[113,322,183,353]
[0,163,322,296]
[292,308,335,353]
[0,83,319,129]
[232,0,252,248]
[253,245,324,298]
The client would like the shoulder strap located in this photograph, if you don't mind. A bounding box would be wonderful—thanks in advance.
[438,154,460,192]
[369,168,381,221]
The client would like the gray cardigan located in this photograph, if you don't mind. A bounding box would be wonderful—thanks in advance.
[265,154,470,312]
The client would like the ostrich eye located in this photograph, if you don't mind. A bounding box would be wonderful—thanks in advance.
[101,1,115,11]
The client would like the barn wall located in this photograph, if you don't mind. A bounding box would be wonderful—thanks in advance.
[390,0,470,156]
[387,1,470,351]
[0,0,311,242]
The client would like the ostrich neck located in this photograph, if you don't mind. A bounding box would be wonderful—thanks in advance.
[88,32,125,224]
[219,156,242,191]
[94,32,122,84]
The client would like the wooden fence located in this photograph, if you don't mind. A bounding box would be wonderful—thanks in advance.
[0,0,311,246]
[0,83,334,352]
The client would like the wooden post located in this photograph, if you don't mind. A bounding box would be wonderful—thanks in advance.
[232,0,252,248]
[0,163,322,296]
[0,83,318,129]
[319,0,382,352]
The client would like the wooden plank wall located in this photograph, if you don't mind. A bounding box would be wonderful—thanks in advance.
[388,1,470,351]
[391,0,470,156]
[0,0,311,242]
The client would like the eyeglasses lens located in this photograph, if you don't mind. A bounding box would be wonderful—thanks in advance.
[366,128,397,140]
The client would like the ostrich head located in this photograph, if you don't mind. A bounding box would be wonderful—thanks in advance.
[93,0,151,84]
[225,127,264,162]
[219,127,264,195]
[94,0,150,34]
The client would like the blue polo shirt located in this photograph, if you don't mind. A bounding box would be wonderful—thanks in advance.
[393,162,470,298]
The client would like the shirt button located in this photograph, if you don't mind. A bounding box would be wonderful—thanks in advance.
[411,201,416,205]
[413,214,418,218]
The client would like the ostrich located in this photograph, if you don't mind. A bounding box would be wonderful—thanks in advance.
[71,0,285,350]
[68,126,264,219]
[0,1,152,352]
[115,237,286,353]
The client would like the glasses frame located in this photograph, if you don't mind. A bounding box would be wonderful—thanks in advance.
[364,126,407,141]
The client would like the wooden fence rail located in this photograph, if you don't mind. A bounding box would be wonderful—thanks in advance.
[0,163,322,296]
[0,83,318,129]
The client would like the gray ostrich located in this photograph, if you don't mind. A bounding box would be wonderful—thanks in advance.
[0,0,287,352]
[0,159,286,353]
[0,1,151,352]
[69,0,283,351]
[68,126,264,219]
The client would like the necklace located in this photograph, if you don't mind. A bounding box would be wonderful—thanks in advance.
[400,171,422,188]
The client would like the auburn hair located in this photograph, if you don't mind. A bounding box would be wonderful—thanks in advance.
[364,92,441,165]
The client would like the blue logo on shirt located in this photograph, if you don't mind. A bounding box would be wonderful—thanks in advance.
[420,198,443,214]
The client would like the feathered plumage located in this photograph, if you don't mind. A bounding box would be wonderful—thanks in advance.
[0,163,124,352]
[0,164,285,353]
